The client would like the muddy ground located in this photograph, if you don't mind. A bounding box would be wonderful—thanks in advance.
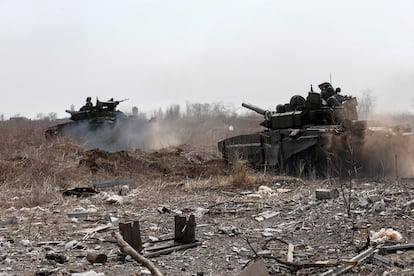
[1,119,414,275]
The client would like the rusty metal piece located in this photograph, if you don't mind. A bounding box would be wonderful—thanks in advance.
[86,252,108,264]
[119,221,142,252]
[174,215,196,244]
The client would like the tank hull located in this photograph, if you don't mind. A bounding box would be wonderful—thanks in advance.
[218,122,413,178]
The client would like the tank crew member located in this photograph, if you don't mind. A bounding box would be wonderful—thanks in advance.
[319,82,335,100]
[80,97,93,111]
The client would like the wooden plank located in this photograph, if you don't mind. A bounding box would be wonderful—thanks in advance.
[379,243,414,254]
[182,215,196,244]
[320,247,377,276]
[174,215,187,243]
[144,241,202,258]
[287,244,294,263]
[75,224,112,234]
[88,178,135,188]
[132,221,143,252]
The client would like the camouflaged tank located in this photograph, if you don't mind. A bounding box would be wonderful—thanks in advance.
[45,98,127,139]
[218,82,412,177]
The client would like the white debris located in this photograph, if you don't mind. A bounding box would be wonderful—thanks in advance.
[193,207,209,218]
[246,185,279,199]
[72,271,105,276]
[148,236,159,242]
[140,268,151,275]
[370,228,403,244]
[20,239,31,246]
[119,185,129,196]
[246,193,262,199]
[258,185,277,197]
[105,195,124,205]
[65,240,79,249]
[254,210,280,221]
[372,199,386,212]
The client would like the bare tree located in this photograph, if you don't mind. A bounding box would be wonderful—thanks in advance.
[357,89,376,119]
[48,112,57,121]
[165,104,180,120]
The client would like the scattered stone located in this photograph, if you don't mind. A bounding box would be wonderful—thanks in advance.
[45,253,67,264]
[218,226,240,236]
[157,206,171,214]
[86,252,108,264]
[315,188,339,200]
[193,207,209,218]
[372,199,387,212]
[65,240,79,249]
[119,185,129,196]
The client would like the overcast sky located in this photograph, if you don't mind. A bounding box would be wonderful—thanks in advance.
[1,0,414,119]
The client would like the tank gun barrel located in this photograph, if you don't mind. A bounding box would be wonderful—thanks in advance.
[242,103,267,115]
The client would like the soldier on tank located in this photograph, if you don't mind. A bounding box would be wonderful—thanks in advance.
[80,97,93,111]
[319,82,336,100]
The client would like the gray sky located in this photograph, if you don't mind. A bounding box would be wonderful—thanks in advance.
[1,0,414,119]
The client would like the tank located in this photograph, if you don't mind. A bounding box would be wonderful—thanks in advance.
[45,98,127,139]
[218,82,412,177]
[44,98,155,151]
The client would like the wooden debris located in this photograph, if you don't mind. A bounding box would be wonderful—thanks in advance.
[371,253,390,267]
[379,243,414,254]
[0,217,18,226]
[112,232,163,276]
[237,258,269,276]
[37,241,64,246]
[88,178,135,188]
[142,215,200,257]
[67,211,97,218]
[76,224,113,234]
[174,215,196,244]
[261,254,344,272]
[254,210,279,221]
[287,244,294,263]
[62,187,99,197]
[144,241,202,258]
[119,221,142,252]
[320,247,377,276]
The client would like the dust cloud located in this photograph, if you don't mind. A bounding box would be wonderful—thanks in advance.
[70,118,183,152]
[324,120,414,178]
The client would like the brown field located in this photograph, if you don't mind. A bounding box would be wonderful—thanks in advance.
[1,116,414,275]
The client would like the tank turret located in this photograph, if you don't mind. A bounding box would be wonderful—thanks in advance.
[242,84,358,130]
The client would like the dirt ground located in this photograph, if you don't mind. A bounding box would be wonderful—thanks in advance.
[1,121,414,275]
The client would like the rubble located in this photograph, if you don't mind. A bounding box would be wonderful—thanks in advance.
[1,142,414,275]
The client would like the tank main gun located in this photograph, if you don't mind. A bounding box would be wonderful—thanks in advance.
[242,103,274,122]
[242,103,266,115]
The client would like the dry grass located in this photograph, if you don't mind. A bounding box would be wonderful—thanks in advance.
[231,158,254,186]
[0,116,259,207]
